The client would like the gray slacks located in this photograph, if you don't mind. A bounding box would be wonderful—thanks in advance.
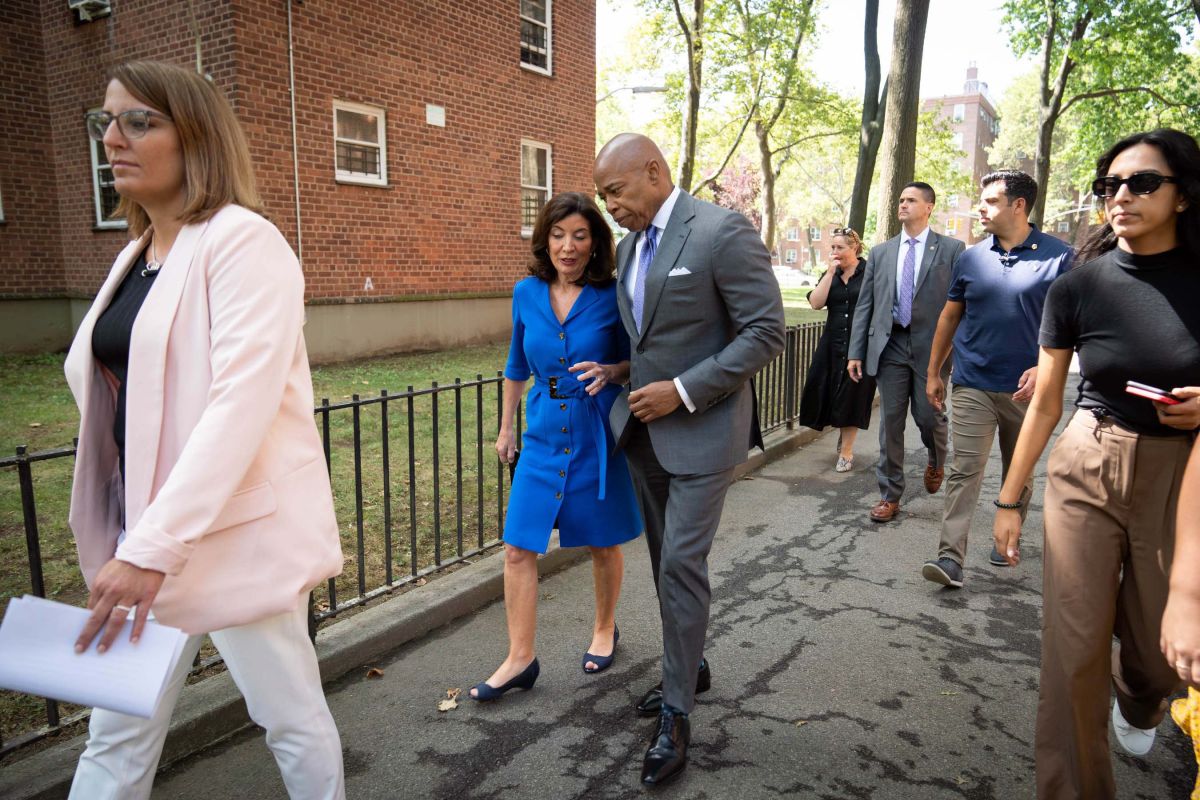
[874,328,948,501]
[624,421,734,714]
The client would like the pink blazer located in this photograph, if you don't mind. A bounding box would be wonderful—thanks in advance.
[64,205,342,635]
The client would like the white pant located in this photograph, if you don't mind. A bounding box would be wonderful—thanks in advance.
[69,598,345,800]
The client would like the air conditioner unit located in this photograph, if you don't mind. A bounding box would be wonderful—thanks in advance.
[69,0,112,22]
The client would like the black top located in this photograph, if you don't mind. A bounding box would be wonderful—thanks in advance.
[91,248,158,476]
[1039,246,1200,436]
[823,261,865,359]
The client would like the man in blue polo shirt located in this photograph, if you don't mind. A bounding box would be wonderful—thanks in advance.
[920,170,1073,588]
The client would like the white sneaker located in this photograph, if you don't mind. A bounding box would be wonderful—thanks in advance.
[1112,699,1157,756]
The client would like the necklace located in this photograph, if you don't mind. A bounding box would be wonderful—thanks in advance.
[142,238,163,277]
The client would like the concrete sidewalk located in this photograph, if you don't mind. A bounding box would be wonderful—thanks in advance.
[125,408,1200,797]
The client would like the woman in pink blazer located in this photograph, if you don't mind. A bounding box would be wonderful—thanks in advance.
[65,61,344,799]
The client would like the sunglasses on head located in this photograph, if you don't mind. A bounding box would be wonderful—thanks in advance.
[831,226,856,236]
[1092,172,1177,198]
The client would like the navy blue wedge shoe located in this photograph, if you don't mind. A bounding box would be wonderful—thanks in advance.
[471,658,540,702]
[582,624,619,674]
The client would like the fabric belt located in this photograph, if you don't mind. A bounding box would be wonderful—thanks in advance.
[533,375,609,500]
[891,322,910,334]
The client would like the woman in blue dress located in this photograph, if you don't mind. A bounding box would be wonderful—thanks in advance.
[470,192,642,700]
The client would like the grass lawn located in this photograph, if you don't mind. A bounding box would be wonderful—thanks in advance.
[781,288,825,327]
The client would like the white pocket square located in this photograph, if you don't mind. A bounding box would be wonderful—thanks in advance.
[668,267,693,277]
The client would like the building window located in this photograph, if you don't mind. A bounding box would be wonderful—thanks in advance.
[89,132,126,229]
[785,249,797,264]
[951,132,964,149]
[947,194,960,207]
[807,227,821,242]
[520,0,552,74]
[333,101,387,187]
[786,227,800,241]
[521,140,552,234]
[952,103,965,122]
[1056,220,1071,233]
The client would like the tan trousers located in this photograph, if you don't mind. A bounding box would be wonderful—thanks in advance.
[1036,410,1190,800]
[938,385,1032,564]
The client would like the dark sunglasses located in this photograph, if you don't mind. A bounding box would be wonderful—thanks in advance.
[831,226,857,236]
[85,109,173,142]
[1092,172,1177,198]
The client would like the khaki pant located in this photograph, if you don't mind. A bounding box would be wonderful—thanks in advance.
[938,385,1032,564]
[1036,410,1190,800]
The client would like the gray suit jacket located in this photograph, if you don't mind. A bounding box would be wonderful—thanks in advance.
[847,230,965,377]
[609,191,786,475]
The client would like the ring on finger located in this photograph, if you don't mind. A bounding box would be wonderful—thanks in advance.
[113,604,134,613]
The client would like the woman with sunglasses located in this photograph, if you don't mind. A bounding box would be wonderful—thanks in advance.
[799,227,876,471]
[992,128,1200,799]
[66,61,344,799]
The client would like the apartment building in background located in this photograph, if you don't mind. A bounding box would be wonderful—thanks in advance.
[921,64,999,246]
[0,0,595,359]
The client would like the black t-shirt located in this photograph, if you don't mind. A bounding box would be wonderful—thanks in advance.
[91,248,159,477]
[1039,246,1200,436]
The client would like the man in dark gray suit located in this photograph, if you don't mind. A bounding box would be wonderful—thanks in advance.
[594,134,785,786]
[847,182,965,522]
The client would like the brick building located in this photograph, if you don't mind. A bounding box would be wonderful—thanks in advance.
[0,0,596,359]
[921,64,999,246]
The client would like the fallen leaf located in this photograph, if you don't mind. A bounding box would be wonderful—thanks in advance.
[540,592,555,600]
[794,720,808,727]
[414,577,428,586]
[437,687,461,712]
[29,422,42,428]
[361,381,369,385]
[366,667,384,679]
[940,691,959,696]
[954,776,968,786]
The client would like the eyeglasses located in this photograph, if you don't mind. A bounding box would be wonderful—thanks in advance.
[85,109,173,142]
[1091,172,1178,198]
[832,227,857,236]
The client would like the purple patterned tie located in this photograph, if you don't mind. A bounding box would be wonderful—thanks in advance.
[896,237,917,328]
[632,225,657,333]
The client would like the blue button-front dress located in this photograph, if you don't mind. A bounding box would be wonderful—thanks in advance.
[503,277,643,553]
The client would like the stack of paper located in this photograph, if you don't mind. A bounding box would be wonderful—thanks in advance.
[0,595,189,719]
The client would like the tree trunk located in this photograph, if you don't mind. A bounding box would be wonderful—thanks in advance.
[1030,8,1091,227]
[874,0,932,242]
[674,0,704,192]
[1193,0,1200,26]
[757,120,777,247]
[847,0,885,234]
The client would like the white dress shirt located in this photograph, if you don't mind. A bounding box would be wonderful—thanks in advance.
[894,226,930,300]
[623,187,696,412]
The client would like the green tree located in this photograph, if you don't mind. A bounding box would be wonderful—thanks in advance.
[1000,0,1198,226]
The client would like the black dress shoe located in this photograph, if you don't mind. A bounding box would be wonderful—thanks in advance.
[636,658,711,717]
[641,709,690,786]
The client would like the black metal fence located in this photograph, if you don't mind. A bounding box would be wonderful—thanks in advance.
[0,321,823,755]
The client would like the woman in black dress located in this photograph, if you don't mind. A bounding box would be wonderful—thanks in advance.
[799,227,877,472]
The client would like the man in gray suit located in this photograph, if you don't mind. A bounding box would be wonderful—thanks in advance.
[594,134,785,786]
[847,182,965,522]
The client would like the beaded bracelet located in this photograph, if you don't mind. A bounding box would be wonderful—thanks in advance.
[993,498,1023,510]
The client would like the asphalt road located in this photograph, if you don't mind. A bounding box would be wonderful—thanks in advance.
[154,398,1195,799]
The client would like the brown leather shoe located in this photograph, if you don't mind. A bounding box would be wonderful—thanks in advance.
[869,499,900,522]
[924,464,945,494]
